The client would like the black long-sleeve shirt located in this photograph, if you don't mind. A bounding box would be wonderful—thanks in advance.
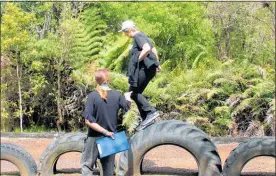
[82,90,130,137]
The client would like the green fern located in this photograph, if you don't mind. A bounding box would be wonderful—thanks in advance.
[180,88,210,104]
[207,88,227,100]
[109,72,128,92]
[206,71,225,84]
[177,104,207,116]
[213,106,231,127]
[246,78,263,86]
[232,98,255,116]
[243,80,274,98]
[242,65,264,80]
[192,50,206,69]
[99,36,130,70]
[108,45,130,72]
[220,59,235,69]
[122,101,140,135]
[71,7,106,68]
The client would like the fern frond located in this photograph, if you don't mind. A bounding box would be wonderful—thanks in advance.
[232,98,255,115]
[207,88,226,100]
[243,80,274,98]
[99,37,130,68]
[122,103,140,135]
[108,46,130,72]
[71,6,106,67]
[177,104,207,116]
[206,71,224,84]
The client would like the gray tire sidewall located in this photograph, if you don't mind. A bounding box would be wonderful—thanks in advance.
[1,143,37,176]
[119,120,222,176]
[38,133,103,175]
[223,138,276,176]
[38,134,81,176]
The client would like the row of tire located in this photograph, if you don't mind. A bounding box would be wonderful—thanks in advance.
[1,120,275,176]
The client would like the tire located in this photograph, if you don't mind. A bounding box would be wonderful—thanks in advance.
[1,143,37,176]
[38,133,103,176]
[118,120,222,176]
[223,138,276,176]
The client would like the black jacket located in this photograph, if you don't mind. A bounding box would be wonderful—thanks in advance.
[128,32,159,87]
[127,51,158,87]
[127,51,140,87]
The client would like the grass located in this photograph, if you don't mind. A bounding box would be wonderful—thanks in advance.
[13,126,56,133]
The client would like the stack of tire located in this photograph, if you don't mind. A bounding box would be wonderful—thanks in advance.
[1,119,275,176]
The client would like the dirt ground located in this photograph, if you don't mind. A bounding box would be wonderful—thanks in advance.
[1,138,275,176]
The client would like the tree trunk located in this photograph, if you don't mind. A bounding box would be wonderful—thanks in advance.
[16,58,23,132]
[218,18,225,60]
[225,28,231,59]
[56,62,63,132]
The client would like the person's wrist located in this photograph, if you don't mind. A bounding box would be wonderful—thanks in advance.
[103,130,108,136]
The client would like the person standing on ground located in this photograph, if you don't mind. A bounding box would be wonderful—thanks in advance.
[81,68,131,176]
[119,20,161,131]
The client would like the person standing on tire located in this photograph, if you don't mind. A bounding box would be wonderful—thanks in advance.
[81,68,131,176]
[119,20,161,131]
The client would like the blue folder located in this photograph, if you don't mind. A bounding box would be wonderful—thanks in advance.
[96,131,130,158]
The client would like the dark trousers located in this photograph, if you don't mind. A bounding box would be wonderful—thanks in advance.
[129,66,156,119]
[81,136,115,176]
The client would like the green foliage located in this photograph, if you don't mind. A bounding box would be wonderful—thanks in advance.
[109,72,129,92]
[1,3,35,53]
[14,125,53,133]
[147,57,274,136]
[71,6,106,69]
[1,2,274,137]
[99,2,215,70]
[243,80,274,98]
[122,102,140,135]
[214,106,231,128]
[207,2,275,66]
[1,82,9,131]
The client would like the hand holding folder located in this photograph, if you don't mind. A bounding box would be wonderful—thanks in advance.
[96,131,130,158]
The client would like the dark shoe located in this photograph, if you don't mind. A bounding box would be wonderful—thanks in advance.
[140,111,159,127]
[135,119,156,132]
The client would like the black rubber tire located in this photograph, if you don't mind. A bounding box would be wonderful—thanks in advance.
[223,138,276,176]
[118,120,222,176]
[38,133,103,176]
[1,143,37,176]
